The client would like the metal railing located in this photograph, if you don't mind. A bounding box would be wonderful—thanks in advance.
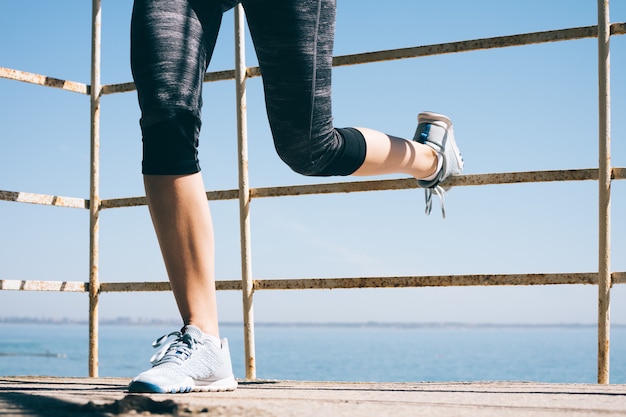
[1,1,625,383]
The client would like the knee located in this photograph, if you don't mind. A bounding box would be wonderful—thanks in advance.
[278,154,326,177]
[272,129,335,177]
[273,127,367,177]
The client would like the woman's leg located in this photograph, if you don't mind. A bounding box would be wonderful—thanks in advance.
[351,128,438,178]
[131,0,223,337]
[128,0,237,394]
[144,173,219,337]
[242,0,439,180]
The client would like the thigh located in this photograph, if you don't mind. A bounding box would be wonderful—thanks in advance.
[131,0,223,127]
[242,0,336,140]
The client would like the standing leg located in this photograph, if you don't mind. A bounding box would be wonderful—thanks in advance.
[128,0,237,393]
[131,0,222,337]
[143,174,219,337]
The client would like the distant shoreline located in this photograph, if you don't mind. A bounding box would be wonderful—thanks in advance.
[1,317,623,328]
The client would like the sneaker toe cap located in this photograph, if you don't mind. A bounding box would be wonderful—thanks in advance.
[129,369,194,393]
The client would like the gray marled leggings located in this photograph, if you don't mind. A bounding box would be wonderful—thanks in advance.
[131,0,366,176]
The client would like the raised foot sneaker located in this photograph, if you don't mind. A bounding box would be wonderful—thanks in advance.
[128,325,238,394]
[413,111,464,218]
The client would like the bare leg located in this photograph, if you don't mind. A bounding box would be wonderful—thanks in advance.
[352,127,438,178]
[144,173,219,338]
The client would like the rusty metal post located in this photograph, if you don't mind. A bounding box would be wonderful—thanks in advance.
[234,4,256,380]
[597,0,611,385]
[88,0,102,378]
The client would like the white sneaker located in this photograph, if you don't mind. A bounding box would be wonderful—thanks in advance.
[128,325,237,393]
[413,111,464,218]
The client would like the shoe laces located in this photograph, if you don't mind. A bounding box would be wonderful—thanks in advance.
[424,186,448,218]
[149,330,199,366]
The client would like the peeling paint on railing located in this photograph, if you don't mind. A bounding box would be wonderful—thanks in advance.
[0,190,88,209]
[2,272,622,294]
[2,168,624,211]
[0,67,89,94]
[0,280,86,292]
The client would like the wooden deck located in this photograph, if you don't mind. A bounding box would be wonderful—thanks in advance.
[1,376,626,416]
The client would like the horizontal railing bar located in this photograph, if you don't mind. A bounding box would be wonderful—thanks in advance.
[0,67,89,95]
[102,282,168,292]
[250,168,603,198]
[4,24,624,96]
[99,280,241,292]
[100,69,240,95]
[100,81,135,95]
[0,190,88,209]
[100,189,239,209]
[4,168,624,211]
[99,23,626,95]
[332,23,626,67]
[0,280,86,292]
[253,273,600,290]
[4,272,626,294]
[99,167,624,209]
[0,280,239,292]
[98,274,603,291]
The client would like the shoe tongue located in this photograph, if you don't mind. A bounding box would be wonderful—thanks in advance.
[181,325,204,340]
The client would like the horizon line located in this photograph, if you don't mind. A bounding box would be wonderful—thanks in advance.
[1,317,625,328]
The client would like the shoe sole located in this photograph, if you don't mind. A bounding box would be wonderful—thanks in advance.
[418,111,452,127]
[128,376,238,394]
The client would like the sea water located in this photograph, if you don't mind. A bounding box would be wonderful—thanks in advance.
[1,322,625,383]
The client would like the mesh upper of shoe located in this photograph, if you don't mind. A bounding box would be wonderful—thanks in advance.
[130,325,234,391]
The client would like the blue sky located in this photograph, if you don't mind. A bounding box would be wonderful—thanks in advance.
[0,1,625,326]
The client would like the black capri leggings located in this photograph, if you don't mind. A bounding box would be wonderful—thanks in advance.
[131,0,367,176]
